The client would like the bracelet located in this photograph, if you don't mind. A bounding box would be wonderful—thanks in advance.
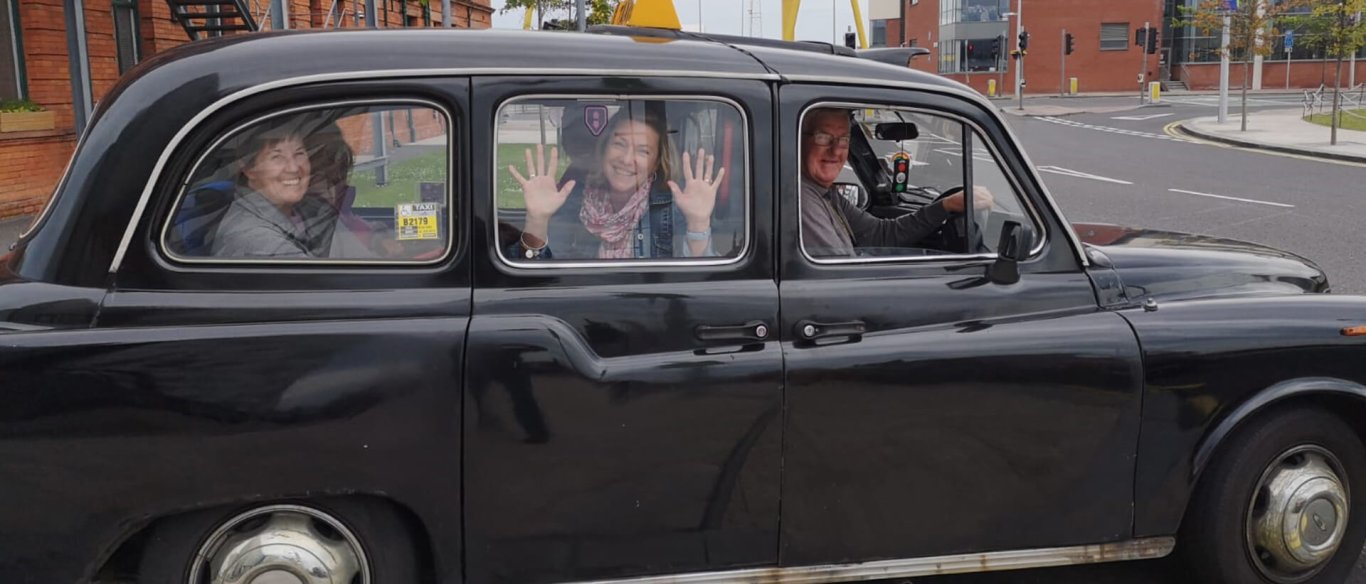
[685,227,711,242]
[521,232,547,258]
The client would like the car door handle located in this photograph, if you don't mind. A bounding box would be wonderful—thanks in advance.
[695,320,771,342]
[796,319,867,341]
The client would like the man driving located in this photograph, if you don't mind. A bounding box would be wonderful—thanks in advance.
[801,107,993,257]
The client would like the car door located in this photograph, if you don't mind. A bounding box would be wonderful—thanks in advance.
[83,81,472,582]
[464,77,782,583]
[776,84,1146,566]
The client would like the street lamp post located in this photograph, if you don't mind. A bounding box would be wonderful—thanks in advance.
[1219,13,1231,124]
[1352,10,1361,88]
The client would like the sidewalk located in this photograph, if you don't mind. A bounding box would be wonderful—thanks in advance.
[988,87,1310,100]
[1178,108,1366,164]
[0,216,30,251]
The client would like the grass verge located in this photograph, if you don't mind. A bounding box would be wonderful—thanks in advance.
[1304,108,1366,132]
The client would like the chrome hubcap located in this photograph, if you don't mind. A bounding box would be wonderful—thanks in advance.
[188,505,369,584]
[1247,446,1349,583]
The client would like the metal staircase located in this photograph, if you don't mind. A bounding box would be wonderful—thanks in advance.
[166,0,259,40]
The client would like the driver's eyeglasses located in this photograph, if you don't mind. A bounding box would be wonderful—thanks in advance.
[809,132,852,148]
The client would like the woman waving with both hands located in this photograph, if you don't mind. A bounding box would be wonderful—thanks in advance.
[508,108,726,260]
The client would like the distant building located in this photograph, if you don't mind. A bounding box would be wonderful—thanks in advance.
[0,0,492,220]
[868,0,1365,96]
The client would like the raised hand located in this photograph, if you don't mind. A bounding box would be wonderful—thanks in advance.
[508,144,575,225]
[667,148,726,232]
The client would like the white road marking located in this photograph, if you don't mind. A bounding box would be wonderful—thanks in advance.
[1112,113,1174,121]
[1037,165,1135,185]
[933,148,994,163]
[1036,116,1193,142]
[1168,188,1295,208]
[1161,96,1305,107]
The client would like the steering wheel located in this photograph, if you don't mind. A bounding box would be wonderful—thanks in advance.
[930,186,991,253]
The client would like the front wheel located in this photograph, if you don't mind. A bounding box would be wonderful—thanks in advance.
[138,498,418,584]
[1181,407,1366,584]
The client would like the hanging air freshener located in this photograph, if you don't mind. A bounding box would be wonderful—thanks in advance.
[891,151,911,193]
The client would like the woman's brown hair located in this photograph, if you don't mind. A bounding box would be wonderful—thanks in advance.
[586,104,674,192]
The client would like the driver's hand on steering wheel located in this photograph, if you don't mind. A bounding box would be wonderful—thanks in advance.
[943,185,995,213]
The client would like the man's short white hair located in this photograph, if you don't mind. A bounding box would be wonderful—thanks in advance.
[803,107,852,134]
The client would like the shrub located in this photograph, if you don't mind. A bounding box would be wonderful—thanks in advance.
[0,99,45,113]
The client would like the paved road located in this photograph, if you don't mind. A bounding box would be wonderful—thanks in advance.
[916,94,1366,583]
[1005,95,1366,295]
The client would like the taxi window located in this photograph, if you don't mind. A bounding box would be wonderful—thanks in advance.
[494,97,747,265]
[162,103,452,263]
[799,105,1040,260]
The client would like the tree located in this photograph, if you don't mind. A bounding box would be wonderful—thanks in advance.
[1303,0,1366,144]
[499,0,620,27]
[1186,0,1314,131]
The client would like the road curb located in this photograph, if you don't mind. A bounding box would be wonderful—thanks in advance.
[1176,120,1366,164]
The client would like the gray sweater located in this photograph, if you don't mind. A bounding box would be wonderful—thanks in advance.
[800,178,951,257]
[211,189,339,258]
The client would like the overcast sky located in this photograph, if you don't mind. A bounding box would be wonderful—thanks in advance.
[488,0,873,45]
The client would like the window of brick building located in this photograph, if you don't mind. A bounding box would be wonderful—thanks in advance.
[1101,23,1129,51]
[0,0,24,101]
[113,0,141,74]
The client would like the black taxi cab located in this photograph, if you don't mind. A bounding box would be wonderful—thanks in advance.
[3,26,1366,584]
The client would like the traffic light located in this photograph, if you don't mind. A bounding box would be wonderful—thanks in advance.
[844,31,857,49]
[1065,32,1075,55]
[1018,30,1030,51]
[992,35,1004,58]
[1146,28,1159,54]
[1136,26,1146,47]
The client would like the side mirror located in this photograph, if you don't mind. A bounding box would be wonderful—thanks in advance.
[988,220,1030,285]
[873,122,919,142]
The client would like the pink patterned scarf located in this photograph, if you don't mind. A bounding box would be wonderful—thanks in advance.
[579,181,652,259]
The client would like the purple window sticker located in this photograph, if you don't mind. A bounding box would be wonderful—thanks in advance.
[584,105,609,137]
[419,182,444,203]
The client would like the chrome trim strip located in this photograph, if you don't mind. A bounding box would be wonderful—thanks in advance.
[155,98,455,267]
[108,67,1092,273]
[796,101,1048,266]
[110,68,778,274]
[492,93,752,270]
[564,537,1175,584]
[783,74,1090,268]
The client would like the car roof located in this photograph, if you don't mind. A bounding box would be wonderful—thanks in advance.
[110,28,971,109]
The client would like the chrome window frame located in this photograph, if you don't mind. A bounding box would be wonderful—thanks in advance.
[492,93,753,270]
[106,68,1086,274]
[782,74,1086,268]
[155,97,456,267]
[797,100,1048,266]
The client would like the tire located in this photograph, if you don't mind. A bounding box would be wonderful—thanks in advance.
[1181,406,1366,584]
[137,497,419,584]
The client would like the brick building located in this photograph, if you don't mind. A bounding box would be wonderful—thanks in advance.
[0,0,492,220]
[868,0,1366,96]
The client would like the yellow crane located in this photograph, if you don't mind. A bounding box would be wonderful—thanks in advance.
[526,0,868,48]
